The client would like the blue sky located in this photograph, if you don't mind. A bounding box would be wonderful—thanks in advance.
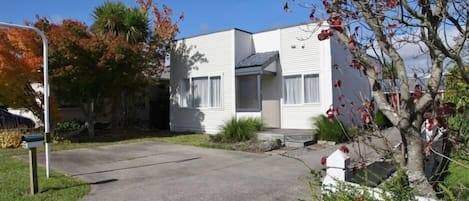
[0,0,311,38]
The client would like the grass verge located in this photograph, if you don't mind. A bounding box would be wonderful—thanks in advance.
[0,152,89,201]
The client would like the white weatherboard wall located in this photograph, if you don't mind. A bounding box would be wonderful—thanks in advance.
[170,30,236,133]
[252,29,280,53]
[170,23,362,133]
[234,30,254,64]
[330,35,371,125]
[278,24,334,129]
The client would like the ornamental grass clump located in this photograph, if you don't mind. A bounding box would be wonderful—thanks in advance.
[313,115,350,143]
[216,117,265,143]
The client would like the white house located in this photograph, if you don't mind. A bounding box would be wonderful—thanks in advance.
[169,23,371,134]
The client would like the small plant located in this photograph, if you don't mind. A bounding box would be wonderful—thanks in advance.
[209,134,223,143]
[53,121,84,143]
[245,117,266,131]
[313,115,349,143]
[374,110,393,129]
[304,168,417,201]
[216,117,265,143]
[55,121,83,131]
[380,169,417,201]
[0,130,22,148]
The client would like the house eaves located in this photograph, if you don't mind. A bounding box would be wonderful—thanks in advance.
[235,51,279,76]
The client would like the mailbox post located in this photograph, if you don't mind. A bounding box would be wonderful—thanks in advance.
[22,134,44,195]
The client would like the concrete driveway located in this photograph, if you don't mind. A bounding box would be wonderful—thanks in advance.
[30,141,341,201]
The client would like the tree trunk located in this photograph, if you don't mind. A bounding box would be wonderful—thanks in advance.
[111,97,119,130]
[404,128,437,199]
[87,119,95,137]
[110,95,122,130]
[83,101,96,137]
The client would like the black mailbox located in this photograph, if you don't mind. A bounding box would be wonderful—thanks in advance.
[21,133,44,195]
[22,134,44,142]
[21,134,44,149]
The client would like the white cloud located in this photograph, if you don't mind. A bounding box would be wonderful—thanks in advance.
[366,27,463,76]
[49,15,64,24]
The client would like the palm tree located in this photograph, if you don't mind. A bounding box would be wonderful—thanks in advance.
[91,1,150,129]
[92,1,149,43]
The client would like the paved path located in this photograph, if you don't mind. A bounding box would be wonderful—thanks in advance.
[26,128,400,201]
[29,141,339,201]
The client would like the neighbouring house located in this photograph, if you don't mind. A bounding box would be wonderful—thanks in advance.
[169,23,372,134]
[380,76,446,109]
[6,77,170,130]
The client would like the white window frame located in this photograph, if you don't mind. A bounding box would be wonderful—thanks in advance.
[304,74,320,104]
[178,75,222,109]
[283,73,320,105]
[178,78,190,108]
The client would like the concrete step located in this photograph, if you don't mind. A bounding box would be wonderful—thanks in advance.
[257,129,315,148]
[284,139,314,148]
[284,134,313,141]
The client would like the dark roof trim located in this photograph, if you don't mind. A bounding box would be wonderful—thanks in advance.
[176,28,251,41]
[176,22,319,41]
[235,67,276,76]
[236,51,279,68]
[235,51,278,76]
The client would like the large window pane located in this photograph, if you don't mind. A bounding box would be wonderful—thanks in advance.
[283,75,301,104]
[192,77,208,107]
[236,75,260,111]
[210,76,221,107]
[304,74,320,103]
[179,79,190,107]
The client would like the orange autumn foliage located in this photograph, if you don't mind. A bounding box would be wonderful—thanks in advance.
[0,27,45,119]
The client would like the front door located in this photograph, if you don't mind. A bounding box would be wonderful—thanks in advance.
[261,75,281,128]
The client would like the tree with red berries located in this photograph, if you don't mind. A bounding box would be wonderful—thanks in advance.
[285,0,468,199]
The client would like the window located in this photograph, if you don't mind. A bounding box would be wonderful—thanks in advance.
[283,75,302,104]
[179,79,190,107]
[283,74,320,104]
[179,76,221,108]
[236,75,260,111]
[304,74,320,103]
[210,77,221,107]
[192,77,209,107]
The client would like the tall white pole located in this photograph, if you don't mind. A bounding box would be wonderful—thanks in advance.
[0,22,51,178]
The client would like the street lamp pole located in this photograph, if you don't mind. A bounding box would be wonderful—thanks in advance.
[0,22,51,178]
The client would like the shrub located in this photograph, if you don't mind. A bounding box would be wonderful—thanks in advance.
[0,130,22,148]
[53,121,84,143]
[307,168,416,201]
[245,117,266,131]
[380,169,416,201]
[217,117,264,143]
[313,115,349,143]
[209,134,223,143]
[374,110,393,129]
[54,121,83,131]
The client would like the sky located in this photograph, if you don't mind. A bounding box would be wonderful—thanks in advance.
[0,0,442,72]
[0,0,311,39]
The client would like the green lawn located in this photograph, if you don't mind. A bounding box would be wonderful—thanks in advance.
[0,131,248,201]
[0,151,89,201]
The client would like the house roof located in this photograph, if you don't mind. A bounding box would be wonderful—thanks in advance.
[236,51,279,68]
[235,51,279,76]
[175,22,317,41]
[380,77,445,93]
